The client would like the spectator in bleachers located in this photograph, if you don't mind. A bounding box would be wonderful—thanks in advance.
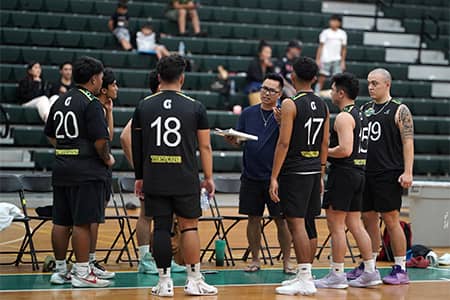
[108,2,133,51]
[315,15,347,92]
[50,62,75,97]
[17,61,58,123]
[275,40,303,98]
[168,0,205,37]
[136,22,170,60]
[245,41,274,105]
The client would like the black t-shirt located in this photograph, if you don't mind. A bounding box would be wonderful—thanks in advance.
[246,57,275,83]
[17,77,51,103]
[44,87,110,186]
[328,104,368,170]
[50,80,76,96]
[111,12,129,29]
[361,99,404,174]
[281,92,328,174]
[132,90,209,195]
[275,56,295,85]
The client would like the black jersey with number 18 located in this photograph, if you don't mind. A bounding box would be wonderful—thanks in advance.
[281,92,328,175]
[132,90,209,195]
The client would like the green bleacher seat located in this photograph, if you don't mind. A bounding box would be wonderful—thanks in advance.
[231,24,256,39]
[37,13,62,29]
[212,152,242,172]
[113,108,132,127]
[55,31,80,47]
[214,111,239,128]
[301,0,322,12]
[120,71,149,89]
[127,54,156,69]
[260,0,280,10]
[81,32,107,49]
[48,49,75,65]
[87,17,109,32]
[1,28,29,45]
[0,84,18,103]
[93,1,116,16]
[29,30,55,46]
[0,11,10,27]
[9,12,36,28]
[44,0,69,12]
[298,13,324,28]
[32,149,54,170]
[0,46,21,64]
[229,40,255,56]
[414,117,438,134]
[256,26,278,40]
[210,134,237,151]
[71,0,96,14]
[62,15,89,31]
[257,11,280,26]
[207,23,234,39]
[278,12,300,26]
[13,127,50,147]
[20,0,44,11]
[1,0,18,9]
[414,155,441,174]
[212,7,235,22]
[205,40,230,55]
[280,0,301,10]
[101,51,128,68]
[116,88,147,107]
[3,105,42,124]
[227,57,252,72]
[415,136,439,154]
[22,47,48,64]
[235,9,257,24]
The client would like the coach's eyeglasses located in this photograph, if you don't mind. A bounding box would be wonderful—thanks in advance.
[261,86,281,95]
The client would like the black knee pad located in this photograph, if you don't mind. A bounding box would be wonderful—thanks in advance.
[152,215,173,269]
[305,215,317,239]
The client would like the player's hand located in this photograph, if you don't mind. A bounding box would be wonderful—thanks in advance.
[398,172,413,189]
[106,153,115,167]
[59,86,67,94]
[201,178,215,198]
[273,107,281,124]
[224,135,239,146]
[340,61,346,72]
[103,98,113,113]
[135,179,144,200]
[269,178,280,203]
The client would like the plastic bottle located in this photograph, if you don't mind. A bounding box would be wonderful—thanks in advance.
[200,188,209,210]
[230,79,236,95]
[178,41,186,56]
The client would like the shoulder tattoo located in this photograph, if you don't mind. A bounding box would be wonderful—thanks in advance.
[398,105,414,140]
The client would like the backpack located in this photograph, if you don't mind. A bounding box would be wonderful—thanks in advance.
[378,221,412,262]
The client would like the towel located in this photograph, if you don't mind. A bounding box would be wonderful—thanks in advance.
[0,202,24,231]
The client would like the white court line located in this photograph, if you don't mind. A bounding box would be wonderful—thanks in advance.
[0,223,25,246]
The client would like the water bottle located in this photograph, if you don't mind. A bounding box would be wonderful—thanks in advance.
[178,41,186,56]
[229,79,236,95]
[200,188,209,210]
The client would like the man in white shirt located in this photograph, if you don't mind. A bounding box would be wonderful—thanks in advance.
[315,15,347,92]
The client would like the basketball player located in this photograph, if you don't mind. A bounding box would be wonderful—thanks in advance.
[120,70,185,275]
[86,69,118,280]
[360,68,414,284]
[132,55,217,296]
[314,73,381,289]
[45,56,113,288]
[269,56,329,296]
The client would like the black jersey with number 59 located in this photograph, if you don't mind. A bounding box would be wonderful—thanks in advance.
[281,92,328,174]
[132,90,209,195]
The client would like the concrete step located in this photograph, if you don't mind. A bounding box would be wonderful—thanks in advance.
[343,16,404,32]
[386,48,449,65]
[364,32,420,48]
[322,1,379,16]
[432,83,450,98]
[408,65,450,81]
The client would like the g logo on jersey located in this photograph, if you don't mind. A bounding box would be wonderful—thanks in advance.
[163,99,172,110]
[311,101,317,110]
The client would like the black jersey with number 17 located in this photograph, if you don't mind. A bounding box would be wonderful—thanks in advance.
[281,92,328,175]
[132,90,209,195]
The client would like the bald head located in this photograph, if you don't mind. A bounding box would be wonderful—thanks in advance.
[368,68,392,83]
[367,68,392,103]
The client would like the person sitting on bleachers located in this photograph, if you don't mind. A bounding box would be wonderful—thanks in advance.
[136,22,170,60]
[275,40,303,98]
[168,0,206,37]
[16,61,58,123]
[245,40,274,105]
[50,61,75,97]
[108,2,133,51]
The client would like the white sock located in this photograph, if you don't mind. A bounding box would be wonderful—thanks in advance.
[186,263,201,280]
[55,260,67,273]
[158,268,171,279]
[372,252,378,261]
[331,261,344,274]
[74,262,90,277]
[89,252,96,263]
[394,256,406,270]
[363,259,376,273]
[139,245,150,260]
[297,263,312,279]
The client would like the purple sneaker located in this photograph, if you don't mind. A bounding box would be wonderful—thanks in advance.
[346,262,364,280]
[382,265,409,285]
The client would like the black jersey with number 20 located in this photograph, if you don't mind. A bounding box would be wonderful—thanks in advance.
[281,92,328,174]
[132,90,209,195]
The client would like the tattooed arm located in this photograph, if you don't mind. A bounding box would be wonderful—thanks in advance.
[95,139,115,167]
[396,104,414,188]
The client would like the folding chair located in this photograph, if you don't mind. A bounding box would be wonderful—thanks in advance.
[215,176,275,265]
[114,176,139,265]
[19,174,54,260]
[0,174,39,270]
